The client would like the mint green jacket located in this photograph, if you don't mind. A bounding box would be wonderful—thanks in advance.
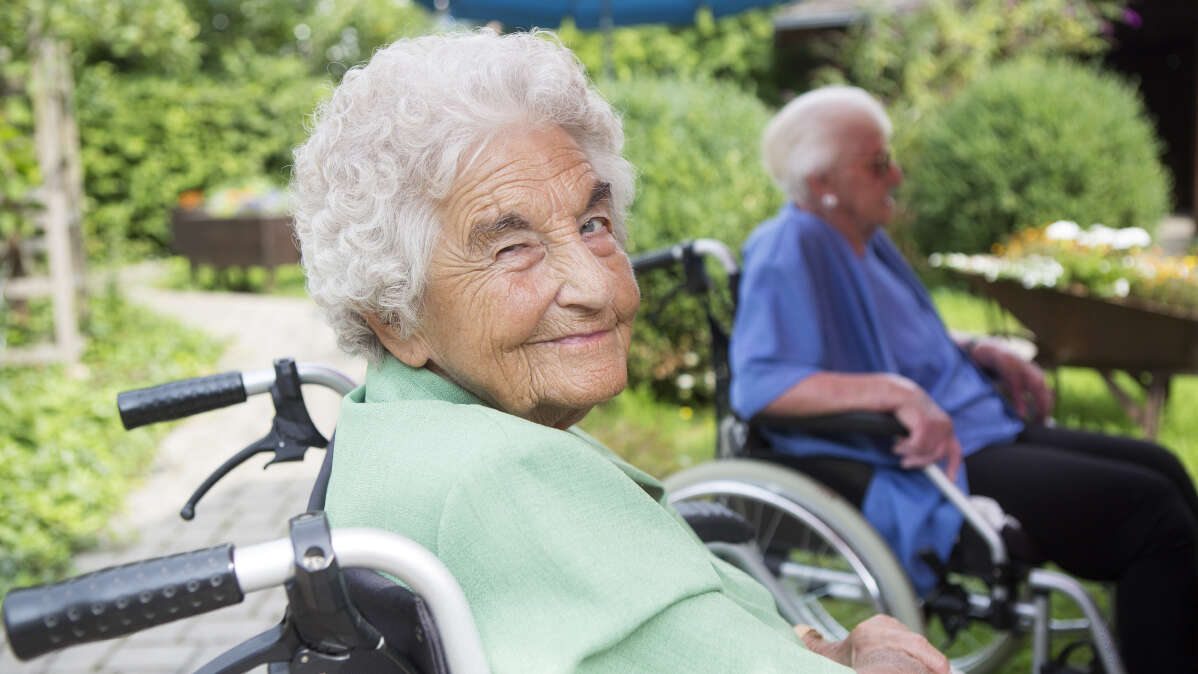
[325,356,851,673]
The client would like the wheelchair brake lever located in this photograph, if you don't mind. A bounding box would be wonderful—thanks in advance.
[180,359,329,520]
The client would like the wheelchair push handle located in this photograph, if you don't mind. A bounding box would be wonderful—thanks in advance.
[117,362,358,430]
[3,545,244,661]
[4,527,490,674]
[118,372,248,429]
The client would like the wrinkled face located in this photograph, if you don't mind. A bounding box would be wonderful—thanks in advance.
[825,115,904,231]
[376,125,639,429]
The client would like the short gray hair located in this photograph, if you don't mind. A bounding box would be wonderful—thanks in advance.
[761,85,892,206]
[291,29,635,361]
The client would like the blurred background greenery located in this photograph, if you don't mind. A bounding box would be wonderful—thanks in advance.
[2,8,1195,667]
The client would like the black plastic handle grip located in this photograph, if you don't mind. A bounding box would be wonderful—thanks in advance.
[3,545,243,661]
[753,412,910,437]
[631,243,687,273]
[117,372,247,430]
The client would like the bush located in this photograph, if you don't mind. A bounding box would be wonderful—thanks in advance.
[0,291,222,595]
[559,8,777,98]
[900,58,1170,255]
[600,76,781,402]
[76,57,329,258]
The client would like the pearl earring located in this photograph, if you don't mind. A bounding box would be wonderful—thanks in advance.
[821,193,839,210]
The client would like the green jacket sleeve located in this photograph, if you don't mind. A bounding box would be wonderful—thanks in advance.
[432,415,852,674]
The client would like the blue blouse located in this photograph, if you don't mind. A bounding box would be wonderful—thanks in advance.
[729,203,1021,595]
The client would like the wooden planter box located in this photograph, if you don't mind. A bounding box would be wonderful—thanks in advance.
[953,270,1198,436]
[170,210,300,271]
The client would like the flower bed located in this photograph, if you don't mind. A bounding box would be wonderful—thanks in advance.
[929,221,1198,317]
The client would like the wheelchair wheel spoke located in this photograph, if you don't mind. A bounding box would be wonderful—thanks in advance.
[757,506,783,553]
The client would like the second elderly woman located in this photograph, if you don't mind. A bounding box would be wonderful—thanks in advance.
[291,31,947,674]
[731,85,1198,673]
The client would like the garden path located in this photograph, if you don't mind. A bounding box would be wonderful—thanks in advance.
[0,263,366,673]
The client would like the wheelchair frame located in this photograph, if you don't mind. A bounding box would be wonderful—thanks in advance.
[633,238,1125,674]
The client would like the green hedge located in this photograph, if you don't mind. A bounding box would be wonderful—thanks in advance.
[76,58,328,258]
[0,291,221,595]
[601,76,780,401]
[900,58,1170,254]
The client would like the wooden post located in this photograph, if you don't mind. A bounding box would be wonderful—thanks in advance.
[28,37,83,362]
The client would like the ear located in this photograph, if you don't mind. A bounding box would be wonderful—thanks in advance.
[805,172,829,202]
[363,312,431,368]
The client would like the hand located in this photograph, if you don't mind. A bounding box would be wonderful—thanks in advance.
[888,376,963,480]
[796,615,950,674]
[969,340,1054,422]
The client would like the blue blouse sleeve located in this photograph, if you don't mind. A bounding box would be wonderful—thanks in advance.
[729,230,826,420]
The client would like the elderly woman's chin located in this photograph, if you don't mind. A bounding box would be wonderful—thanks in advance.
[509,324,634,427]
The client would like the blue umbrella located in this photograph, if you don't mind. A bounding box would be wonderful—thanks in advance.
[414,0,779,30]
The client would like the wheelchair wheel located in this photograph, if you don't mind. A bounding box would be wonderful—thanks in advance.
[664,459,1019,673]
[664,459,922,634]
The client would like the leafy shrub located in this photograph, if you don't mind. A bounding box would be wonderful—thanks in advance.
[0,291,222,595]
[600,76,781,402]
[900,58,1170,255]
[559,8,777,97]
[75,57,328,258]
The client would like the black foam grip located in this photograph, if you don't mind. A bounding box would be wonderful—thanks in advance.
[631,245,684,273]
[3,545,243,661]
[117,372,247,429]
[754,412,909,437]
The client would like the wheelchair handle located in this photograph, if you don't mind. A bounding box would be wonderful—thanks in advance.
[631,239,740,276]
[4,528,490,673]
[117,362,357,430]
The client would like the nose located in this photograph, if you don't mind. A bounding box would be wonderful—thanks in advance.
[554,240,614,312]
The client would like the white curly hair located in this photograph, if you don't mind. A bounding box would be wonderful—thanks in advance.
[291,29,635,362]
[761,85,892,207]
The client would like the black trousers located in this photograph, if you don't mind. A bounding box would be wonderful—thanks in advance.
[969,425,1198,673]
[768,425,1198,673]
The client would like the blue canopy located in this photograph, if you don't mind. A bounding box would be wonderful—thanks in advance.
[414,0,779,29]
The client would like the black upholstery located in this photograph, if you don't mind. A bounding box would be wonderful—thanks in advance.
[307,435,450,674]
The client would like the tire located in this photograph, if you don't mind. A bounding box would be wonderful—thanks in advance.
[664,459,1020,673]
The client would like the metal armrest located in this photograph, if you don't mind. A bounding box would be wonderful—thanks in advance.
[750,411,1009,568]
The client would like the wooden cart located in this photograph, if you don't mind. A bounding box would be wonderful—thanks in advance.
[954,272,1198,438]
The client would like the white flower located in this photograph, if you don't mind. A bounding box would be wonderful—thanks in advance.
[1111,227,1151,250]
[1114,278,1130,297]
[1046,220,1081,241]
[676,373,695,390]
[928,252,943,267]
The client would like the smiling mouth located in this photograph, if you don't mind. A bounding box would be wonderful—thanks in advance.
[538,329,613,346]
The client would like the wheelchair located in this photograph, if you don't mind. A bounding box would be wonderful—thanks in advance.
[2,357,767,673]
[630,239,1126,674]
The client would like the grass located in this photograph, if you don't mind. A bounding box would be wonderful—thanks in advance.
[160,256,309,297]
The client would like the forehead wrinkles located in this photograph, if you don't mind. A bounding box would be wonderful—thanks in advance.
[445,146,598,236]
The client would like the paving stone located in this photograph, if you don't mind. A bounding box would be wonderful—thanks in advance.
[97,643,204,672]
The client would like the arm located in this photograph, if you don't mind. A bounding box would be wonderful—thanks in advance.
[762,372,962,480]
[957,337,1053,422]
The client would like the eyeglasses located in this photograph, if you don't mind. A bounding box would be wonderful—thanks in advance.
[867,151,894,178]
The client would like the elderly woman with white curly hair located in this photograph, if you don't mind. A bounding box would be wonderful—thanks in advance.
[291,30,948,674]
